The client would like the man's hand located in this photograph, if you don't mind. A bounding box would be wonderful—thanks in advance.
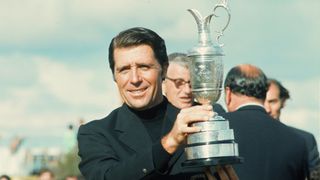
[205,165,239,180]
[161,105,214,154]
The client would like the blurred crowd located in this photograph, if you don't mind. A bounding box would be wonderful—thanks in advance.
[0,119,85,180]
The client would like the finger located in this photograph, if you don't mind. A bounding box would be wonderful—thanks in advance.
[223,165,239,180]
[183,126,202,134]
[178,107,214,122]
[216,166,228,180]
[183,110,215,118]
[176,113,210,128]
[180,104,213,114]
[205,167,216,180]
[184,113,213,124]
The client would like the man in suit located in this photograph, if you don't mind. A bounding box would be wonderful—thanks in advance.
[77,27,237,180]
[222,64,309,180]
[162,52,225,113]
[264,78,320,175]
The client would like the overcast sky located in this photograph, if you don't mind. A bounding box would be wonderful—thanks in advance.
[0,0,319,148]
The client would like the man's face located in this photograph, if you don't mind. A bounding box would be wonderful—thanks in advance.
[163,62,192,109]
[264,83,283,119]
[113,45,163,110]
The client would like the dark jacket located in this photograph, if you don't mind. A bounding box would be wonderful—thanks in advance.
[222,105,309,180]
[77,100,209,180]
[290,126,320,172]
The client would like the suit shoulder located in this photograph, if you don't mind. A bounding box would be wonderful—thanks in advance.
[290,126,314,137]
[289,126,317,143]
[79,106,122,132]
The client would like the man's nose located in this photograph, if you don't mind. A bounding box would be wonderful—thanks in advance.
[183,83,192,94]
[264,102,271,114]
[130,68,142,84]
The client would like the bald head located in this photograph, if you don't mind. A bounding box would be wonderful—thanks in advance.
[238,64,263,78]
[224,64,268,100]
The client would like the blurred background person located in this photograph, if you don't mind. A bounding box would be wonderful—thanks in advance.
[0,175,11,180]
[64,175,78,180]
[264,78,320,174]
[162,52,225,113]
[38,168,55,180]
[0,135,28,176]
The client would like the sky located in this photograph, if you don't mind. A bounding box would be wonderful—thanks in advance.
[0,0,319,149]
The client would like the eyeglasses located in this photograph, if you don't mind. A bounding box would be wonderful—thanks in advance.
[165,76,191,89]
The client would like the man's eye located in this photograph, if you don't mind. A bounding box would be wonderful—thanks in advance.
[118,67,129,74]
[175,80,184,87]
[139,65,150,70]
[269,100,277,104]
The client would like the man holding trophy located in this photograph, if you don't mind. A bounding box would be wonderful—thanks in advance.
[77,27,238,179]
[77,0,241,179]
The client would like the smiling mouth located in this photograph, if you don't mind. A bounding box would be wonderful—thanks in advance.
[128,87,148,96]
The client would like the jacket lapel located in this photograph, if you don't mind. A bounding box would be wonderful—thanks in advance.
[162,103,186,167]
[115,104,152,153]
[161,102,179,135]
[114,101,186,168]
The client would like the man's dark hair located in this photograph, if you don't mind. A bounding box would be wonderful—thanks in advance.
[268,78,290,101]
[224,64,268,99]
[108,27,168,76]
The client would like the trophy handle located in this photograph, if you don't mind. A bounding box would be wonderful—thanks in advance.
[213,2,231,47]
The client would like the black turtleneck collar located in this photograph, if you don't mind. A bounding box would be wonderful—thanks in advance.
[126,97,168,120]
[126,97,169,142]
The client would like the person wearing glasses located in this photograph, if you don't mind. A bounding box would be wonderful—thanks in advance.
[162,52,193,109]
[162,52,225,114]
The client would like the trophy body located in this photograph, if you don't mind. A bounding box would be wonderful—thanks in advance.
[182,4,242,167]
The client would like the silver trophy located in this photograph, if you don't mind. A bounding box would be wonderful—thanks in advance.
[182,1,243,167]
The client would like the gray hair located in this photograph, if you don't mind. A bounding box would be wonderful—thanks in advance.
[168,52,189,69]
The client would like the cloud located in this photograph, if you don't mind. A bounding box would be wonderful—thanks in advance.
[0,0,224,46]
[35,57,113,106]
[284,78,320,110]
[0,55,121,146]
[0,0,62,44]
[0,0,319,148]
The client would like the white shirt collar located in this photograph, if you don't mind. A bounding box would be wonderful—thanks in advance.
[235,102,265,111]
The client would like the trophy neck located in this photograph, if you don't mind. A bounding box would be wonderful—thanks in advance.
[188,9,214,46]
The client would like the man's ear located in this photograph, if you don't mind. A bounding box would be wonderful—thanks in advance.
[225,87,232,106]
